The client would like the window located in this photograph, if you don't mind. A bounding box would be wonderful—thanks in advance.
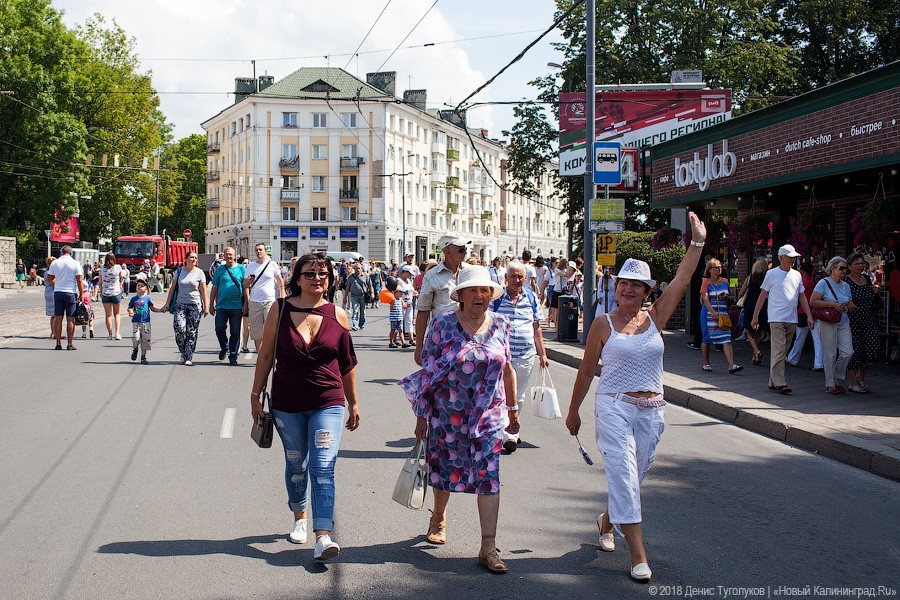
[312,207,327,221]
[312,113,327,128]
[282,144,297,159]
[282,112,298,127]
[342,175,357,191]
[238,118,244,131]
[312,176,326,192]
[245,114,250,129]
[408,122,414,137]
[388,145,395,160]
[312,145,327,160]
[341,144,358,158]
[341,113,357,127]
[282,175,297,188]
[231,122,236,136]
[282,206,296,221]
[342,206,357,221]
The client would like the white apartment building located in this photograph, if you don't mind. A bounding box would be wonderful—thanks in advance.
[201,68,566,263]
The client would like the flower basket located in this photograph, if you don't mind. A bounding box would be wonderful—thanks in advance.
[850,201,894,252]
[789,208,830,257]
[727,213,771,255]
[651,227,682,250]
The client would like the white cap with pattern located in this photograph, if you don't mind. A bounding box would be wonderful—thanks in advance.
[615,258,656,288]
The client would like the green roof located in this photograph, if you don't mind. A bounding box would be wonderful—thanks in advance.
[255,67,391,100]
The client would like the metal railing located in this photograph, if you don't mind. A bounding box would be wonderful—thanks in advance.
[446,176,460,188]
[206,171,220,182]
[340,188,359,199]
[279,156,300,169]
[340,157,365,169]
[206,142,220,154]
[446,148,460,160]
[280,188,302,200]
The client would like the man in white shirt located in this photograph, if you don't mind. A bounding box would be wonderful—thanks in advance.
[414,234,469,365]
[46,245,85,350]
[595,267,618,317]
[245,243,285,351]
[752,244,815,395]
[521,250,538,294]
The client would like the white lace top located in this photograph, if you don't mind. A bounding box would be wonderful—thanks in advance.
[597,313,664,394]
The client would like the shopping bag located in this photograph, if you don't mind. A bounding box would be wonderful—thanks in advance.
[392,441,428,510]
[531,367,562,420]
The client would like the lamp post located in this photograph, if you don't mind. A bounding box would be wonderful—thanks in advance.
[154,143,173,236]
[582,0,597,343]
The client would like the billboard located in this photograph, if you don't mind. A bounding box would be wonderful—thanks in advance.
[50,213,80,243]
[559,89,732,176]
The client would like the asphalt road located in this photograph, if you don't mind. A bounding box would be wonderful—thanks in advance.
[0,301,898,600]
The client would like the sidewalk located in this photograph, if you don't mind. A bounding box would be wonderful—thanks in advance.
[541,322,900,481]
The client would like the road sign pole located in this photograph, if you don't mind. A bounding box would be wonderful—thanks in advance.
[583,0,596,345]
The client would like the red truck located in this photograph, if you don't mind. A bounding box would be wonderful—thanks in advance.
[114,231,198,289]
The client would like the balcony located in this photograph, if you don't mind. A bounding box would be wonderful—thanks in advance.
[482,180,494,196]
[206,171,220,183]
[469,180,482,194]
[447,202,459,213]
[430,172,447,186]
[206,197,219,210]
[431,140,446,155]
[280,188,302,200]
[340,157,365,169]
[446,176,460,189]
[279,156,300,169]
[481,210,493,220]
[206,142,220,154]
[340,188,359,200]
[431,203,445,213]
[446,148,460,160]
[282,123,298,129]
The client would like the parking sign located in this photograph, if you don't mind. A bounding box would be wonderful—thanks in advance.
[593,141,622,185]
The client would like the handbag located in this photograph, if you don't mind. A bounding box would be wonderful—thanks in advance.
[392,440,428,510]
[167,268,181,315]
[251,299,284,448]
[531,367,562,420]
[810,279,842,323]
[73,302,90,326]
[717,313,732,329]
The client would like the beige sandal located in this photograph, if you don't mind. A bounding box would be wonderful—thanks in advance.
[478,547,508,574]
[426,512,446,544]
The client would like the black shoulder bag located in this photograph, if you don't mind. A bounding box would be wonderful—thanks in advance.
[251,298,284,448]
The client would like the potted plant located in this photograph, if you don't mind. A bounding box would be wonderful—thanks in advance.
[727,213,771,255]
[789,207,831,257]
[850,200,894,252]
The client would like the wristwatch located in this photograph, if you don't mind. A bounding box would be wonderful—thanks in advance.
[506,405,519,411]
[690,240,705,247]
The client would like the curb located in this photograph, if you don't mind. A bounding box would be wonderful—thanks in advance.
[545,345,900,482]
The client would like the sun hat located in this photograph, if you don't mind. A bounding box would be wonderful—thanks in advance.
[615,258,657,288]
[778,244,801,258]
[400,265,415,275]
[567,261,577,269]
[450,265,503,301]
[438,234,471,251]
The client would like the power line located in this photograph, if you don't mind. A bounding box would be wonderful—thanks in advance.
[343,0,393,70]
[374,0,440,74]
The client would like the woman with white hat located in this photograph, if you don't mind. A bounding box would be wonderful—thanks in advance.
[566,211,707,582]
[399,265,518,574]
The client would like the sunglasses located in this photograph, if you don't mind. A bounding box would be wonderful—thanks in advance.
[300,271,329,280]
[575,435,594,466]
[837,266,848,271]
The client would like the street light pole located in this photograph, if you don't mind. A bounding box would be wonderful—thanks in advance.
[155,147,161,236]
[582,0,597,344]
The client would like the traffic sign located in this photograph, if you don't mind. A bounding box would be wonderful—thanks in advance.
[589,199,625,232]
[597,233,617,253]
[592,141,622,185]
[183,229,192,238]
[597,254,616,266]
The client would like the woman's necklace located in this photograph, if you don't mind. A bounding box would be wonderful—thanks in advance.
[615,309,641,327]
[459,309,487,333]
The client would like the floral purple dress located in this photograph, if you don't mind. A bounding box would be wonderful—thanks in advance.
[398,311,511,495]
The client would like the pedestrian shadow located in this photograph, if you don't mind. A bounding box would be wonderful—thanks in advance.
[385,438,417,447]
[365,378,400,386]
[96,534,600,577]
[338,449,410,459]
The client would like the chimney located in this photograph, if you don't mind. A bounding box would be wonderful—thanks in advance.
[366,71,397,97]
[438,109,467,128]
[403,89,427,111]
[258,75,275,91]
[234,77,255,104]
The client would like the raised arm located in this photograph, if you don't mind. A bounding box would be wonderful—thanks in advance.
[650,211,706,327]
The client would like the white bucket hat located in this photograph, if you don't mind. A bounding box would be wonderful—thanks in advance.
[450,265,503,301]
[615,258,656,288]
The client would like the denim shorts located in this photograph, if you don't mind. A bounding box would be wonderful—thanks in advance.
[390,319,402,331]
[102,294,122,305]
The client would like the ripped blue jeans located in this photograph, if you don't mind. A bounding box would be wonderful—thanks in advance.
[272,406,345,532]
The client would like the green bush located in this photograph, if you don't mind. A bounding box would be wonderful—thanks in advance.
[614,231,685,284]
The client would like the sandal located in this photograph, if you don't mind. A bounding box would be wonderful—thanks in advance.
[478,547,509,574]
[769,385,792,395]
[752,352,762,365]
[426,511,446,545]
[729,365,744,374]
[848,385,867,394]
[702,364,713,371]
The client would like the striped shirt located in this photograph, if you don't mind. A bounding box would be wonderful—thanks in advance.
[389,298,403,321]
[491,287,541,359]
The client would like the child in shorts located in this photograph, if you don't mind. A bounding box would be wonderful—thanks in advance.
[80,286,95,339]
[388,290,406,348]
[127,279,164,364]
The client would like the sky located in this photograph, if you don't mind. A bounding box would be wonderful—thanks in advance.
[56,0,566,141]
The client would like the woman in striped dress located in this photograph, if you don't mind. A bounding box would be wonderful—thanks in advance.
[700,259,743,374]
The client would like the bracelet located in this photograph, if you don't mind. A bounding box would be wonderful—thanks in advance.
[505,405,519,411]
[250,392,261,398]
[690,240,706,247]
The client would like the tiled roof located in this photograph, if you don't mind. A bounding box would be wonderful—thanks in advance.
[255,67,391,100]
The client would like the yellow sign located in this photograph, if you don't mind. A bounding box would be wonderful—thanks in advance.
[597,234,617,253]
[597,253,616,266]
[591,199,625,221]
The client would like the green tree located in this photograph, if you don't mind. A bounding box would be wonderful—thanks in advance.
[157,134,207,249]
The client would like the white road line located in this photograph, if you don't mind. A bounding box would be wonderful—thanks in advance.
[220,408,236,438]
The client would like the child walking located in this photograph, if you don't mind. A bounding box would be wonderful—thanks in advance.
[80,286,95,339]
[127,280,164,364]
[388,289,406,348]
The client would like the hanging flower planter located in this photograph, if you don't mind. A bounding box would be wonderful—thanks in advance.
[727,213,771,255]
[789,207,831,258]
[651,226,682,250]
[850,201,894,252]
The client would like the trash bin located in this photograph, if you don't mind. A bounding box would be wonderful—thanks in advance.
[556,295,579,342]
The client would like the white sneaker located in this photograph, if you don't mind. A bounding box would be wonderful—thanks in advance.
[81,332,88,339]
[313,534,340,561]
[288,519,307,544]
[184,360,193,366]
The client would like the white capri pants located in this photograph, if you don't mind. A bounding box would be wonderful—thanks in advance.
[402,304,414,335]
[502,354,536,444]
[595,392,666,524]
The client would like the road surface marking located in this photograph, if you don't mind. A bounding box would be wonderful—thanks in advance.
[220,408,236,438]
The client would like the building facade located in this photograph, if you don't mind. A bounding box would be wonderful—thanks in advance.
[201,68,566,263]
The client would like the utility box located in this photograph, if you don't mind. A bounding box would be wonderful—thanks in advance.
[556,295,580,342]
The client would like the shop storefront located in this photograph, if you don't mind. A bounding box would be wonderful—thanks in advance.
[650,62,899,350]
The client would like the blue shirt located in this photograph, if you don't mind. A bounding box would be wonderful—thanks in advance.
[128,295,154,323]
[491,287,541,359]
[211,264,247,310]
[814,277,852,325]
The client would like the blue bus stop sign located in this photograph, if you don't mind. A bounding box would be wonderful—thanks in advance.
[592,141,622,186]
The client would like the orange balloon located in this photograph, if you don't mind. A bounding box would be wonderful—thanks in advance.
[379,289,395,304]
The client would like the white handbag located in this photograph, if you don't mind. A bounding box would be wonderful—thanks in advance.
[531,367,563,420]
[392,441,428,510]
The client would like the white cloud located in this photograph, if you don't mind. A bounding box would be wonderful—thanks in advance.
[56,0,563,140]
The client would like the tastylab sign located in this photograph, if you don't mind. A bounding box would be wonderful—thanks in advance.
[674,140,737,191]
[558,89,732,176]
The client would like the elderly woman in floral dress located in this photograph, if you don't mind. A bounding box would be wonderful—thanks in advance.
[399,265,518,574]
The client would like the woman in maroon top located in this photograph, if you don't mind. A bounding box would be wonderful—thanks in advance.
[250,253,360,562]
